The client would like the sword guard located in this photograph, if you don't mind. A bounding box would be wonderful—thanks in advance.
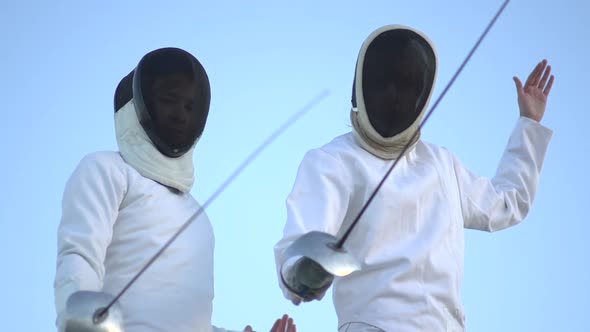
[280,231,361,301]
[64,291,124,332]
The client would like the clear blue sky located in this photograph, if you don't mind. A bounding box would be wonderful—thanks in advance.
[1,0,588,331]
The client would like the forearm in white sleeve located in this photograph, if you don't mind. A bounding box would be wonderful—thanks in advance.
[457,116,553,231]
[274,148,351,300]
[54,153,126,329]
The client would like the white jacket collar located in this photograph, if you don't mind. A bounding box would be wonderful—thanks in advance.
[115,100,196,193]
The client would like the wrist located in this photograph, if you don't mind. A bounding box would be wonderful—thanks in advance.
[520,113,542,123]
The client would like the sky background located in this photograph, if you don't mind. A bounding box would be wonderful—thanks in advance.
[1,0,588,331]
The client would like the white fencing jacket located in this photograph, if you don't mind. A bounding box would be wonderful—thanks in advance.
[55,151,233,332]
[275,117,552,331]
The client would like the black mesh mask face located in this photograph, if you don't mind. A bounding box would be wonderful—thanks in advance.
[360,30,436,137]
[114,47,211,158]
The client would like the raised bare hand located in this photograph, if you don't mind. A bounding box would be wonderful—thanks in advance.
[244,314,296,332]
[512,59,555,122]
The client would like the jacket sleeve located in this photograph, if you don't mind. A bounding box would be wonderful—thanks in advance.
[54,153,127,330]
[274,148,352,301]
[454,117,553,232]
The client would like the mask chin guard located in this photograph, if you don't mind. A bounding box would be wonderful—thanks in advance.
[280,231,361,290]
[64,291,124,332]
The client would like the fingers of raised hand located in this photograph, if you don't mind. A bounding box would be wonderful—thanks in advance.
[513,76,523,92]
[543,74,555,97]
[271,315,296,332]
[284,316,295,332]
[534,59,555,97]
[538,62,551,88]
[524,59,555,97]
[525,60,544,87]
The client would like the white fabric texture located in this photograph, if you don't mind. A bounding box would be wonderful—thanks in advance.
[115,100,197,193]
[275,117,552,331]
[350,24,438,160]
[339,322,385,332]
[54,151,231,332]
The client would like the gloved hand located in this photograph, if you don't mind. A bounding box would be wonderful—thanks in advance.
[282,256,334,305]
